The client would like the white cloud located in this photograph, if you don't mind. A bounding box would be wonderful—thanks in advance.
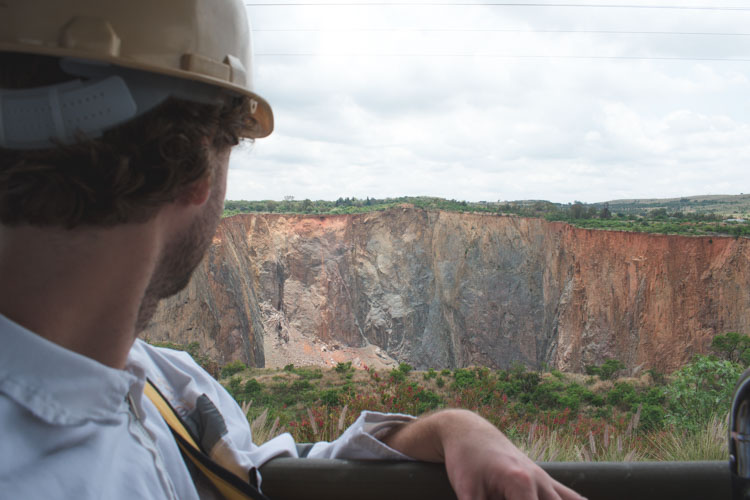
[230,1,750,203]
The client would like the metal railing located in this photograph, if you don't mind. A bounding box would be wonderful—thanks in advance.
[260,458,729,500]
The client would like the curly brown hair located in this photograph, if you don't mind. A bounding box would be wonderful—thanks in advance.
[0,53,256,228]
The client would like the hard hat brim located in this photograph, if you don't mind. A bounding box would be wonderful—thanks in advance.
[0,42,274,139]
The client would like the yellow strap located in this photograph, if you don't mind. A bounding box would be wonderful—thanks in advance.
[143,382,200,449]
[172,438,258,500]
[143,381,265,500]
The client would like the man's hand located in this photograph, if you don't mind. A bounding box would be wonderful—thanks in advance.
[382,409,585,500]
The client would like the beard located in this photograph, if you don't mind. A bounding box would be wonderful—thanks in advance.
[134,156,227,333]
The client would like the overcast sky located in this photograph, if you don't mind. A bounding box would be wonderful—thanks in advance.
[227,1,750,204]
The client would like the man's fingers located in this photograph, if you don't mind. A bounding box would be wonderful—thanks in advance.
[538,483,563,500]
[489,465,540,500]
[552,479,587,500]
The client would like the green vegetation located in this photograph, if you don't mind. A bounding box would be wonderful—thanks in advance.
[145,334,750,458]
[223,195,750,238]
[210,349,746,460]
[585,359,626,381]
[663,355,743,431]
[221,360,247,378]
[712,331,750,365]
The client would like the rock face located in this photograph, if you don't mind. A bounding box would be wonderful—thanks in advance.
[143,207,750,372]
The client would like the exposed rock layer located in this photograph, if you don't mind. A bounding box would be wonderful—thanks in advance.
[143,208,750,372]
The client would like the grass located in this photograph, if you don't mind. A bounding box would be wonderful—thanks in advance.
[220,359,736,461]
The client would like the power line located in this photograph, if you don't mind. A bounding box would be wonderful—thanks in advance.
[256,53,750,61]
[246,3,750,11]
[255,28,750,36]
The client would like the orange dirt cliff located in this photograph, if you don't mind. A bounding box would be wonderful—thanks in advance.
[143,207,750,373]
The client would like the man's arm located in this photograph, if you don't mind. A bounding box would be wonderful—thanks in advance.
[382,408,586,500]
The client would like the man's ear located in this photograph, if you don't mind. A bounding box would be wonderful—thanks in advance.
[177,175,211,206]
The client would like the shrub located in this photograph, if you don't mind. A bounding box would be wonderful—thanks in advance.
[436,376,445,388]
[390,368,406,383]
[711,332,750,365]
[441,369,451,376]
[453,368,477,389]
[226,376,242,398]
[423,369,437,380]
[607,382,637,409]
[397,363,413,375]
[528,380,563,408]
[291,380,313,392]
[221,360,247,379]
[320,389,341,406]
[646,368,666,385]
[663,355,743,431]
[294,367,324,380]
[640,403,666,431]
[415,389,443,413]
[584,365,600,377]
[244,378,263,395]
[283,363,295,372]
[599,359,626,381]
[516,371,541,393]
[335,361,353,374]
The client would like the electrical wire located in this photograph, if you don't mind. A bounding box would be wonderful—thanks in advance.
[255,28,750,36]
[245,3,750,11]
[255,53,750,61]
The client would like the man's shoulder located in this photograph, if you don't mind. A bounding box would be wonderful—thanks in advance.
[131,339,198,368]
[129,339,225,415]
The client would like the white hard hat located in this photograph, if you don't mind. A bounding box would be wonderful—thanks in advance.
[0,0,273,149]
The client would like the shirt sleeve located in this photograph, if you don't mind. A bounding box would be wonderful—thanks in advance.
[131,341,416,484]
[305,410,415,460]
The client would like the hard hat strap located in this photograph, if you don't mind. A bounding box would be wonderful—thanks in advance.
[0,59,227,150]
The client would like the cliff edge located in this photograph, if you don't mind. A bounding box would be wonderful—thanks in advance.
[143,207,750,372]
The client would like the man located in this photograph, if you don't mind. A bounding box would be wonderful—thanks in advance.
[0,1,584,499]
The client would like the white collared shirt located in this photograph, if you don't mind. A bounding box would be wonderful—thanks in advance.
[0,314,413,499]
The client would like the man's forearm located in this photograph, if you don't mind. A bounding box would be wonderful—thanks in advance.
[381,408,585,500]
[381,408,484,462]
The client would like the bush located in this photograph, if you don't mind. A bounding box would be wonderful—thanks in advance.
[584,365,600,377]
[283,363,295,372]
[397,363,413,375]
[226,376,242,398]
[335,361,353,374]
[528,380,564,408]
[423,369,437,380]
[516,371,541,393]
[607,382,637,409]
[294,367,324,380]
[663,355,743,431]
[291,380,313,392]
[453,368,476,388]
[320,389,341,406]
[415,389,443,413]
[436,376,445,388]
[390,368,407,383]
[221,360,247,379]
[646,368,666,385]
[244,378,262,395]
[711,332,750,365]
[640,403,666,431]
[599,359,625,380]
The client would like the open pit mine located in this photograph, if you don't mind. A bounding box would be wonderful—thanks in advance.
[143,207,750,373]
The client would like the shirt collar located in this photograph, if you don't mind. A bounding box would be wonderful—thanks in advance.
[0,313,143,426]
